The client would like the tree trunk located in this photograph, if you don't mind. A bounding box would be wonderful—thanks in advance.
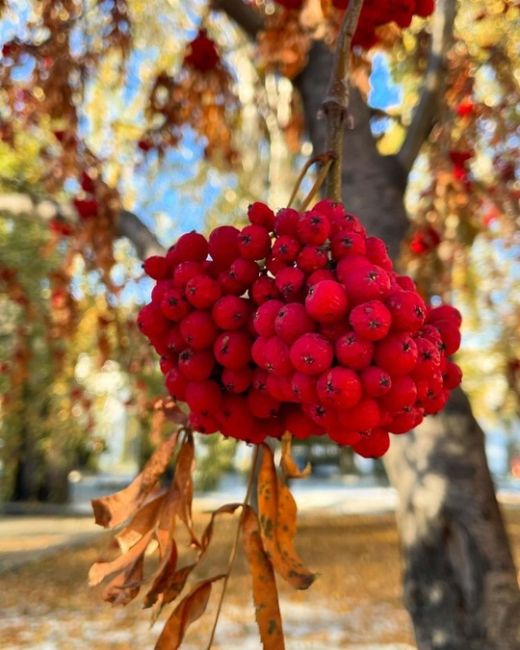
[297,42,520,648]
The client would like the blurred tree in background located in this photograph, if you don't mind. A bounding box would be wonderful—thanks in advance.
[0,0,518,646]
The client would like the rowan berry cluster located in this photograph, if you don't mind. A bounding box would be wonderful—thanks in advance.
[138,199,462,458]
[275,0,435,50]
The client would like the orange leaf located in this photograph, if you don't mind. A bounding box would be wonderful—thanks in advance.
[116,492,165,554]
[154,576,224,650]
[242,506,285,650]
[280,433,311,479]
[92,432,178,528]
[155,433,198,556]
[258,444,315,590]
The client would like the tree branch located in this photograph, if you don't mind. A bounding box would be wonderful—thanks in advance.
[211,0,264,37]
[397,0,457,174]
[0,193,166,259]
[322,0,365,200]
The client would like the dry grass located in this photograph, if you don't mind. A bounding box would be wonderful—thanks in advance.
[0,509,518,649]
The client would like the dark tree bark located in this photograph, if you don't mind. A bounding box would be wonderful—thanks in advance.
[297,40,520,649]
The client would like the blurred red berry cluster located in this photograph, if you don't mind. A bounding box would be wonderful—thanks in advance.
[275,0,435,49]
[138,199,462,458]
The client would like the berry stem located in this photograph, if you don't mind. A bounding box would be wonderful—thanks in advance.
[205,443,261,650]
[287,152,336,208]
[322,0,365,201]
[301,158,334,210]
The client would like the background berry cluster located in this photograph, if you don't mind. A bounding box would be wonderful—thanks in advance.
[138,199,462,458]
[275,0,435,50]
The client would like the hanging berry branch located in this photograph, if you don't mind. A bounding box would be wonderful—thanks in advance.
[88,2,466,648]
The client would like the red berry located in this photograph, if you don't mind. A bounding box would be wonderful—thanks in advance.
[214,331,252,369]
[305,280,348,324]
[342,264,391,304]
[290,333,334,375]
[160,288,190,321]
[253,299,285,337]
[252,368,269,393]
[380,376,417,411]
[290,372,318,402]
[189,411,220,434]
[304,403,340,429]
[266,374,295,401]
[222,366,252,393]
[266,255,289,276]
[251,337,269,367]
[160,356,175,375]
[423,389,449,415]
[165,367,188,400]
[349,300,392,341]
[338,398,381,431]
[335,331,374,369]
[297,210,331,245]
[317,366,362,409]
[165,327,186,355]
[238,225,271,260]
[361,366,392,397]
[175,231,208,262]
[385,290,426,332]
[274,303,315,343]
[413,337,441,379]
[247,390,280,418]
[137,303,169,339]
[208,226,240,266]
[185,274,221,309]
[388,407,419,434]
[432,320,461,355]
[262,336,293,376]
[374,333,418,376]
[365,237,392,270]
[143,255,169,280]
[250,275,280,304]
[173,261,203,288]
[229,257,260,286]
[352,429,390,458]
[212,296,250,330]
[328,428,362,446]
[274,207,300,236]
[330,231,367,259]
[185,380,222,413]
[297,246,328,272]
[443,361,463,389]
[180,310,218,349]
[307,269,335,287]
[272,235,301,262]
[178,349,214,381]
[395,275,416,292]
[428,305,462,327]
[275,267,305,301]
[248,202,275,229]
[285,409,321,440]
[319,321,351,342]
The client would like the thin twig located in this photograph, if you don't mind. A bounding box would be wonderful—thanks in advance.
[300,158,334,210]
[287,152,337,208]
[322,0,365,200]
[205,444,261,650]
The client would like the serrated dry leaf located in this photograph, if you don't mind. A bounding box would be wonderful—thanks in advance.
[281,433,312,479]
[242,506,285,650]
[154,576,225,650]
[258,444,315,590]
[91,432,178,528]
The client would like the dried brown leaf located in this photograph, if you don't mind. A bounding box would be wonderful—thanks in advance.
[258,444,315,590]
[281,433,312,479]
[154,576,225,650]
[242,506,285,650]
[101,553,144,606]
[88,529,154,587]
[92,432,178,528]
